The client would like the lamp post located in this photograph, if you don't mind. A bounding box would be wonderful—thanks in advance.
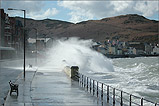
[33,28,38,66]
[43,34,47,50]
[8,8,26,79]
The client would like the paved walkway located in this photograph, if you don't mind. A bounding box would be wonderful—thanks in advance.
[4,67,107,106]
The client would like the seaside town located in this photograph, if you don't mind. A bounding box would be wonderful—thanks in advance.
[1,8,159,59]
[94,39,159,58]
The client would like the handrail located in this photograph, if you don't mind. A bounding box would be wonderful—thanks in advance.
[78,73,158,106]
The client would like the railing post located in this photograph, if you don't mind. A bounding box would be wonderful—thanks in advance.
[93,80,95,96]
[121,91,123,106]
[107,86,109,103]
[84,76,86,88]
[87,77,88,91]
[90,78,91,93]
[141,98,143,106]
[82,74,83,87]
[101,83,103,100]
[79,73,81,86]
[113,88,115,106]
[97,81,98,97]
[77,73,157,106]
[130,94,132,106]
[80,74,82,86]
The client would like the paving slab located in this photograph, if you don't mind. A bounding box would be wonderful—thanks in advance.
[4,71,36,106]
[4,67,109,106]
[31,70,106,106]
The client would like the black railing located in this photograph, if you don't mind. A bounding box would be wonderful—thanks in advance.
[78,73,158,106]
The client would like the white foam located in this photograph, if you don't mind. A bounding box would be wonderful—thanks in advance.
[41,37,114,73]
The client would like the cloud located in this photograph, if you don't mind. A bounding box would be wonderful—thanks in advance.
[1,1,58,20]
[2,1,44,14]
[134,1,158,17]
[29,8,58,20]
[58,1,159,23]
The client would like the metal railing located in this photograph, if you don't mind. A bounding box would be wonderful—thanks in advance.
[78,73,158,106]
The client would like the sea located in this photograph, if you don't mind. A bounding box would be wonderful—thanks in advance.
[44,37,159,105]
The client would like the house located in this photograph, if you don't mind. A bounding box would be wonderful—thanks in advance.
[145,43,153,55]
[108,46,116,55]
[133,48,137,55]
[97,45,106,55]
[4,13,12,47]
[117,49,122,55]
[0,9,5,47]
[152,46,159,54]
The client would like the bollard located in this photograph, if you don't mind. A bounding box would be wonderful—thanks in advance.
[71,66,79,81]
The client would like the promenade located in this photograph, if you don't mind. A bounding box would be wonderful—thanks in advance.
[4,67,107,106]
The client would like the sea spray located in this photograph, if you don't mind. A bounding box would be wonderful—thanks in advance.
[43,37,114,73]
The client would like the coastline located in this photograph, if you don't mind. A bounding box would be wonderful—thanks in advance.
[104,54,159,59]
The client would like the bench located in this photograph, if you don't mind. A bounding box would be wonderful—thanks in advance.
[9,80,19,96]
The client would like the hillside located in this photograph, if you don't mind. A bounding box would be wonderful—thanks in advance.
[15,14,159,43]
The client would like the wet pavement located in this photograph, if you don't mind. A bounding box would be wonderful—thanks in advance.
[0,59,36,106]
[4,67,108,106]
[4,70,36,106]
[0,67,22,106]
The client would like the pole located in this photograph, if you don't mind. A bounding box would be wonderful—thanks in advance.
[36,30,37,67]
[45,35,46,49]
[23,10,26,79]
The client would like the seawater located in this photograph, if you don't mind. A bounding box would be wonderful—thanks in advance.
[44,37,159,104]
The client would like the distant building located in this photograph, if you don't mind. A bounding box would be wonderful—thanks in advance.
[145,43,153,55]
[128,47,137,55]
[152,46,159,54]
[136,49,145,55]
[97,45,106,55]
[117,49,122,55]
[4,13,12,47]
[36,40,45,51]
[133,48,137,55]
[46,38,53,48]
[128,41,144,55]
[0,9,5,47]
[128,47,133,54]
[14,20,23,52]
[108,46,116,55]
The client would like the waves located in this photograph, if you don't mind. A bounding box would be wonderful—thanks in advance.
[44,37,114,73]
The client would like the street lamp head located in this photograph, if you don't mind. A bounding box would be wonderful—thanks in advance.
[8,8,13,10]
[8,8,25,11]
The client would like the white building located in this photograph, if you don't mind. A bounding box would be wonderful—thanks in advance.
[133,48,137,55]
[108,46,116,55]
[152,46,159,54]
[117,49,122,55]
